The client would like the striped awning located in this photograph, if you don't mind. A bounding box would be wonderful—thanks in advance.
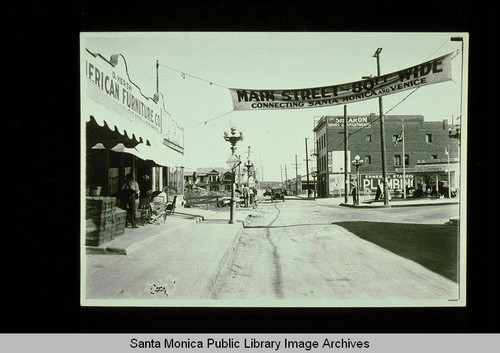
[106,142,184,168]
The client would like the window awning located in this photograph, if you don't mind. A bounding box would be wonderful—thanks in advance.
[86,115,144,149]
[107,142,184,168]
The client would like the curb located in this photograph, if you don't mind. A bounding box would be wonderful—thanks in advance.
[339,201,459,209]
[202,222,244,299]
[340,203,391,209]
[174,211,205,222]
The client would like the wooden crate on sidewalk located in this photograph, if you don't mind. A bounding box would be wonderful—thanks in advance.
[113,209,127,238]
[85,196,120,246]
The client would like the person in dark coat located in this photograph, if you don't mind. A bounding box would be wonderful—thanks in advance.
[375,184,382,201]
[122,173,140,228]
[352,185,357,205]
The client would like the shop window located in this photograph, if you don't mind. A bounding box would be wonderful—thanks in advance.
[394,154,401,166]
[365,155,371,165]
[366,135,372,142]
[426,134,433,143]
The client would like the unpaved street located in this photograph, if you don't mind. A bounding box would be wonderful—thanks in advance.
[210,199,458,303]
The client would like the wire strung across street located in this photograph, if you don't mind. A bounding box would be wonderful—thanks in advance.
[158,63,229,89]
[160,40,460,131]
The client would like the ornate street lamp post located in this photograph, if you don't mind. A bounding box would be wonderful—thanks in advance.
[351,155,364,205]
[245,159,254,185]
[224,128,243,224]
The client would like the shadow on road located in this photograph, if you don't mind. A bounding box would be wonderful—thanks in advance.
[244,223,335,229]
[334,221,458,282]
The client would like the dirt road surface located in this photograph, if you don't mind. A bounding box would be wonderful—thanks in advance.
[209,199,458,304]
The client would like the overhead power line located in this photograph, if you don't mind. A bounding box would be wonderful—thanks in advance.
[185,109,235,130]
[158,63,229,89]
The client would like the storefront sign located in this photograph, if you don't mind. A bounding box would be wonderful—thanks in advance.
[84,49,184,151]
[229,53,453,111]
[417,158,459,164]
[396,165,447,173]
[361,173,415,191]
[85,50,162,132]
[328,116,371,128]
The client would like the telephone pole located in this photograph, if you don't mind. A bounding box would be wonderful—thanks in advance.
[374,48,389,205]
[292,155,301,196]
[280,164,283,186]
[284,165,288,191]
[305,138,311,198]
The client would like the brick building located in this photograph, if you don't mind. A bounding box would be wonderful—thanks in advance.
[313,114,460,198]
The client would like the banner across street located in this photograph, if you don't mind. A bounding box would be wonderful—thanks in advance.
[229,53,453,111]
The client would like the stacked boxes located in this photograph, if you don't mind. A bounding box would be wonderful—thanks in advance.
[86,196,116,217]
[86,197,122,246]
[113,208,127,238]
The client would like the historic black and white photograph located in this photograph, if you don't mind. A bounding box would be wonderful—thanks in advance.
[81,32,467,307]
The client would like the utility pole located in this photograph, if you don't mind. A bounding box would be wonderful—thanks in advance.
[284,165,288,191]
[344,105,349,204]
[292,155,301,196]
[305,138,311,198]
[236,154,241,189]
[280,165,283,186]
[374,48,389,205]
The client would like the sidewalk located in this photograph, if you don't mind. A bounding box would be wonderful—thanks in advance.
[291,195,459,208]
[339,197,460,208]
[86,206,249,255]
[84,205,250,300]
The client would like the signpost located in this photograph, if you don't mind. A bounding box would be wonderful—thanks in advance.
[226,154,241,170]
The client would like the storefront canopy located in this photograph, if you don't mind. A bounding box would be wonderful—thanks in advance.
[106,142,184,168]
[86,115,144,149]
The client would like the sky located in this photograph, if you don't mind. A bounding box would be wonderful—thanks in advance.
[82,32,467,181]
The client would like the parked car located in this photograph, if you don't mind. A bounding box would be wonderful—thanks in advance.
[271,188,285,201]
[263,188,272,197]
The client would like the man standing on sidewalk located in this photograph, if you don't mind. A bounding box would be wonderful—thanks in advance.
[123,173,140,228]
[243,184,249,208]
[352,184,358,205]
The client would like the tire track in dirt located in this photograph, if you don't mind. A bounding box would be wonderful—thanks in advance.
[265,203,284,299]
